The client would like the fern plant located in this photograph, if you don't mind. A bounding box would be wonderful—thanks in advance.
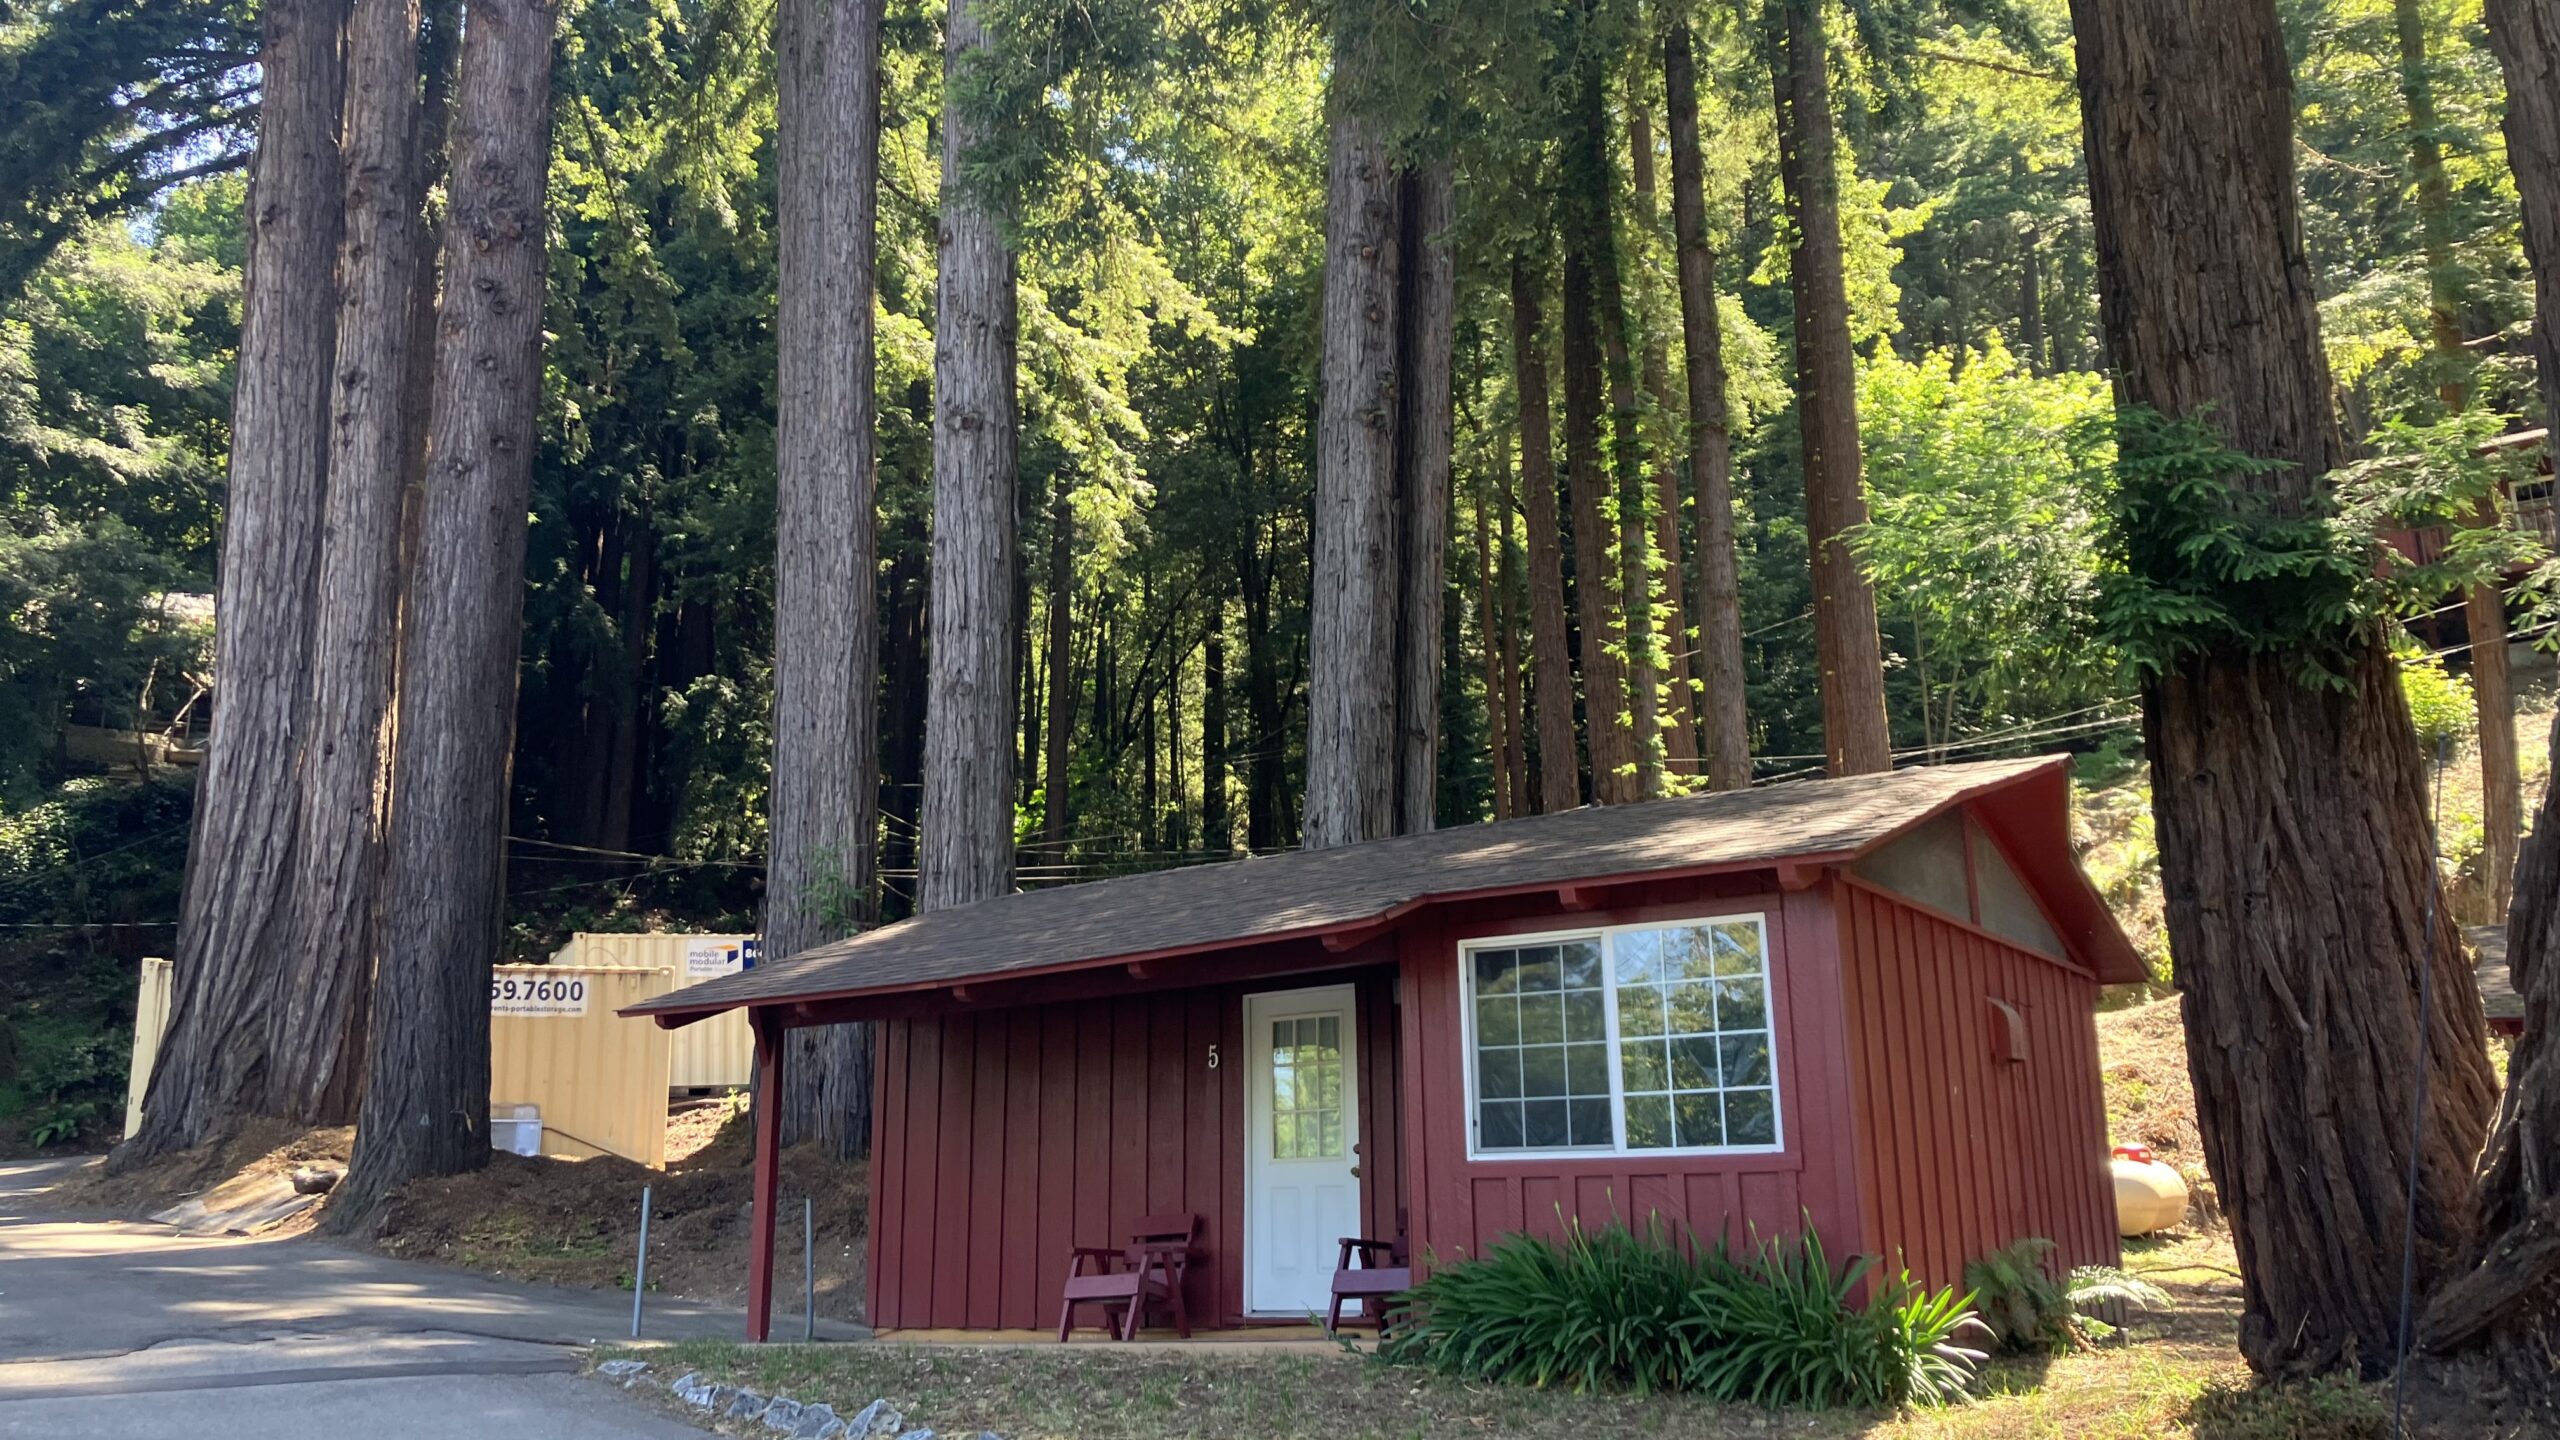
[1964,1238,2171,1352]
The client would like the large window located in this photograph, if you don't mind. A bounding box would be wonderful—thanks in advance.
[1464,915,1781,1158]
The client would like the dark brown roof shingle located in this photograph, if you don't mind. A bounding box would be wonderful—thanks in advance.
[627,756,2112,1021]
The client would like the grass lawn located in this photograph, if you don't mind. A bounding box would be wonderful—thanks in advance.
[597,1232,2393,1440]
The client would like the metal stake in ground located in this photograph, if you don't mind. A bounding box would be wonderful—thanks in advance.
[803,1195,815,1341]
[632,1182,653,1339]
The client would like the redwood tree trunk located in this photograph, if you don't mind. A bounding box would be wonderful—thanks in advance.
[1302,54,1403,851]
[1511,258,1582,813]
[2072,0,2498,1377]
[1474,462,1512,820]
[125,0,347,1163]
[1560,248,1637,804]
[1768,0,1889,776]
[1666,21,1752,791]
[771,0,881,1155]
[1040,477,1076,848]
[1498,477,1531,812]
[1393,163,1454,834]
[2490,0,2560,433]
[335,0,560,1222]
[918,0,1019,910]
[270,0,425,1126]
[1628,101,1698,776]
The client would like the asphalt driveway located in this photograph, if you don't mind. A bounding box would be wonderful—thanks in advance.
[0,1154,826,1438]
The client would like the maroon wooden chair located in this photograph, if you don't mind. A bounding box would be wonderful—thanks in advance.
[1056,1212,1200,1341]
[1325,1216,1413,1339]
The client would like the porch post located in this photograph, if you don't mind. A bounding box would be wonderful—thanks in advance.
[747,1006,786,1342]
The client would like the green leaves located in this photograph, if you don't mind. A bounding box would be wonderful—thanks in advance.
[2092,408,2379,686]
[1382,1216,1984,1411]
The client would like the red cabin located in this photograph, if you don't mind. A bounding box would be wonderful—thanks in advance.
[627,755,2146,1338]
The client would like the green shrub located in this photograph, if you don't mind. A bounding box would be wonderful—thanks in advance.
[2397,649,2476,753]
[1380,1219,1705,1394]
[1680,1229,1984,1409]
[1383,1219,1984,1410]
[1964,1237,2172,1352]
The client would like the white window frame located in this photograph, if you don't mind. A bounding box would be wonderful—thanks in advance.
[1459,912,1785,1162]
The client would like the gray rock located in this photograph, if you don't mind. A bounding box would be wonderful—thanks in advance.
[725,1388,772,1421]
[697,1383,741,1413]
[595,1359,650,1381]
[761,1398,806,1431]
[670,1374,724,1410]
[845,1399,904,1438]
[891,1430,934,1440]
[788,1403,840,1438]
[810,1423,850,1440]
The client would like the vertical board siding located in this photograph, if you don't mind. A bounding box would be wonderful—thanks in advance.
[1838,881,2119,1290]
[1403,883,1870,1273]
[865,971,1393,1331]
[487,965,672,1166]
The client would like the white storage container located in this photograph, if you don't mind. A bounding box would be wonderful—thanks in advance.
[490,1103,542,1156]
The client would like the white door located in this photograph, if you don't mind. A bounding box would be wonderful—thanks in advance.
[1244,984,1361,1317]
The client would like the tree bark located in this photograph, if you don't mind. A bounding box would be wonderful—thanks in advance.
[1040,477,1076,847]
[334,0,559,1222]
[124,0,347,1163]
[918,0,1019,911]
[2072,0,2499,1377]
[771,0,881,1156]
[1511,258,1582,812]
[1768,0,1889,776]
[1393,163,1454,834]
[1497,471,1531,813]
[1202,608,1229,850]
[1475,459,1512,820]
[1560,248,1638,805]
[1627,101,1698,777]
[1302,50,1403,852]
[2490,0,2560,432]
[268,0,426,1126]
[1666,21,1751,791]
[1570,56,1661,801]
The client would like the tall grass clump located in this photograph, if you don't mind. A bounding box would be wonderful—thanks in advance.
[1382,1218,1985,1410]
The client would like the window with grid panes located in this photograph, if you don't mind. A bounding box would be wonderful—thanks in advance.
[1464,916,1781,1157]
[1269,1014,1345,1158]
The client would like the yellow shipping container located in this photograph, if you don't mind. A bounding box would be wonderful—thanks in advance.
[488,964,672,1167]
[551,932,753,1090]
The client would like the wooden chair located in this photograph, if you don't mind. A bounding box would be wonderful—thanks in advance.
[1056,1212,1200,1341]
[1325,1218,1413,1339]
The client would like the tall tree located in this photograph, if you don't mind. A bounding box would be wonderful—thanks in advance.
[2420,0,2560,1390]
[2392,0,2521,914]
[1393,164,1455,833]
[122,0,347,1163]
[1767,0,1889,775]
[918,0,1020,908]
[270,0,430,1128]
[1559,248,1637,803]
[334,0,560,1220]
[770,0,883,1155]
[2070,0,2498,1377]
[1511,257,1582,812]
[1040,478,1076,847]
[1665,19,1751,791]
[1627,97,1699,776]
[1302,22,1452,849]
[1475,460,1514,820]
[1567,45,1662,801]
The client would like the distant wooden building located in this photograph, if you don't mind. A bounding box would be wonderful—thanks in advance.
[630,756,2145,1339]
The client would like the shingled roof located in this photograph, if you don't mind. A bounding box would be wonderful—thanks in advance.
[628,753,2137,1023]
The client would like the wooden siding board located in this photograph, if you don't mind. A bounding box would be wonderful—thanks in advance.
[1838,880,2115,1292]
[868,1020,904,1325]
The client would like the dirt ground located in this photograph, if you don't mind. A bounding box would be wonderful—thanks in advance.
[2095,995,2213,1222]
[368,1107,869,1322]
